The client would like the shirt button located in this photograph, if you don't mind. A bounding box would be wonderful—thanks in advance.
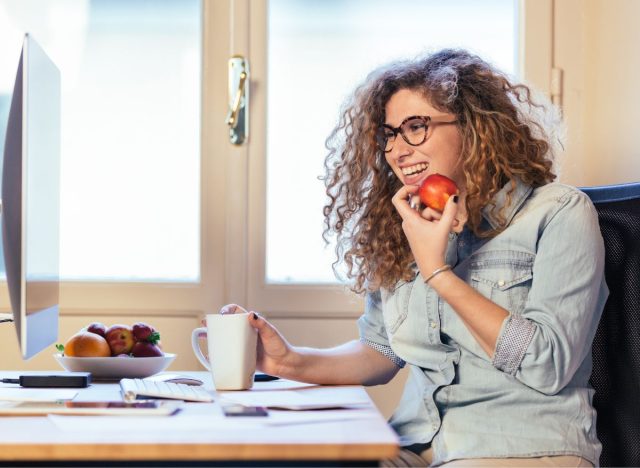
[430,321,437,329]
[431,423,438,431]
[497,279,505,287]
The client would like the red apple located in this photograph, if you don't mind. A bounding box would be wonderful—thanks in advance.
[132,322,155,342]
[418,173,459,212]
[105,324,135,356]
[131,341,164,357]
[86,322,107,338]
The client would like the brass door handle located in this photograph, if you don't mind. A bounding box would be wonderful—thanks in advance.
[225,56,249,145]
[225,70,246,128]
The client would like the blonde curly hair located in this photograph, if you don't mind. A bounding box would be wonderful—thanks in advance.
[323,49,557,294]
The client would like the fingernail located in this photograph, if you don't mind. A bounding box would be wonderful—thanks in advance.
[252,312,259,320]
[453,195,459,203]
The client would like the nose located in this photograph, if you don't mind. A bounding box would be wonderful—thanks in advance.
[389,135,413,162]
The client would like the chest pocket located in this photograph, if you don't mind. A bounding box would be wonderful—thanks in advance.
[468,251,534,314]
[381,280,415,334]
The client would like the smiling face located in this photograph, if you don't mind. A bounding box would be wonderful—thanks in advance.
[384,89,464,192]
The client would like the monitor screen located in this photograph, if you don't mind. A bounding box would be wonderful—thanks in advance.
[1,33,60,360]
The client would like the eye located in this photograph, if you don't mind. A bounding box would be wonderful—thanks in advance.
[378,126,395,139]
[405,119,426,134]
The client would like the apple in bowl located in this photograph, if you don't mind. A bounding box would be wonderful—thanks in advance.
[105,324,135,355]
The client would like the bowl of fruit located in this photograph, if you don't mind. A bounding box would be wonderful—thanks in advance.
[54,322,175,379]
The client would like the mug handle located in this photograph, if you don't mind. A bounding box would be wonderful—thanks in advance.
[191,327,210,370]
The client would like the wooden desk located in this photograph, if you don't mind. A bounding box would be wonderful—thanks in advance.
[0,371,398,466]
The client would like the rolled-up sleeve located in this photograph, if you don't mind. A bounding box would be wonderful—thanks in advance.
[493,190,608,395]
[492,314,536,375]
[358,291,406,368]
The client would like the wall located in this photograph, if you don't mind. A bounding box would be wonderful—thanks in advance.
[555,0,640,186]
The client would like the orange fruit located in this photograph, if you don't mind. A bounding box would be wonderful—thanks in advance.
[64,331,111,357]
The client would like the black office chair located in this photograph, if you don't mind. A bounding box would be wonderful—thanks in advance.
[581,182,640,467]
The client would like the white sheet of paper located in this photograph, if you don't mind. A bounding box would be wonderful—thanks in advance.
[48,410,376,432]
[266,409,375,426]
[220,388,371,410]
[0,388,78,402]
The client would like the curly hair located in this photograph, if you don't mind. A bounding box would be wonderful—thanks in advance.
[323,49,558,294]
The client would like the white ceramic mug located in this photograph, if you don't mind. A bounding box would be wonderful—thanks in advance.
[191,312,257,390]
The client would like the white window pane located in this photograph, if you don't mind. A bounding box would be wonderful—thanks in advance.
[0,0,201,282]
[266,0,517,284]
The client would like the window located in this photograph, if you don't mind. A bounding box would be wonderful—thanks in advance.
[0,0,201,282]
[266,0,517,285]
[0,0,225,318]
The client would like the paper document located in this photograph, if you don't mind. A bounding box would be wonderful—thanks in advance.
[49,410,376,433]
[220,388,371,410]
[0,388,78,402]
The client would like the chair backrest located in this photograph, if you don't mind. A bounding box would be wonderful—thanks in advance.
[581,182,640,467]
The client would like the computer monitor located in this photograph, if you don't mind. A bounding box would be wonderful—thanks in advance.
[1,33,61,360]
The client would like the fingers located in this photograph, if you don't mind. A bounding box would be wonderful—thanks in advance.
[219,303,248,315]
[391,185,420,220]
[393,184,419,200]
[420,206,460,227]
[420,206,442,222]
[440,194,460,230]
[247,311,278,340]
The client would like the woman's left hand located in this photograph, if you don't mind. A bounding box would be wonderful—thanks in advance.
[391,185,459,277]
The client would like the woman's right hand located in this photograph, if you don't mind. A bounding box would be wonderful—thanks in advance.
[219,304,295,378]
[392,184,459,277]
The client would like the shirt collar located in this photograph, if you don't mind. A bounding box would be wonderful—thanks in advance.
[481,179,534,230]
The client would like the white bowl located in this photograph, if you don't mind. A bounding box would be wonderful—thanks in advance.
[54,353,176,379]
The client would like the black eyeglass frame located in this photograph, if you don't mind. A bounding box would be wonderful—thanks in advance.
[377,115,458,153]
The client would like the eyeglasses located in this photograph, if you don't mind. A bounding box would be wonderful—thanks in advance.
[376,115,457,153]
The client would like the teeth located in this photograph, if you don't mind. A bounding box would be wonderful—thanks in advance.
[401,163,428,175]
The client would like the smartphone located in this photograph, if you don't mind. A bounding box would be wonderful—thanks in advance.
[222,404,268,417]
[0,400,179,416]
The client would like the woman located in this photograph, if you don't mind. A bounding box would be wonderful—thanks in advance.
[225,49,607,467]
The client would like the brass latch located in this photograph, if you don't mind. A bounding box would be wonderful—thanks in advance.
[225,55,249,145]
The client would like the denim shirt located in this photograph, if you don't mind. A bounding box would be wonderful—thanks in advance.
[358,181,608,466]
